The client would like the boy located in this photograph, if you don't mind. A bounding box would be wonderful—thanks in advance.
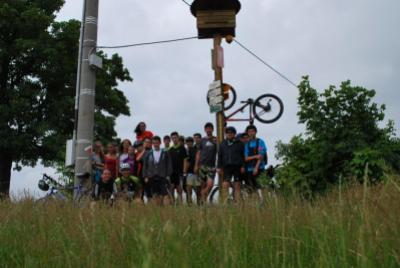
[217,127,245,202]
[244,125,267,202]
[185,136,201,205]
[194,122,217,204]
[143,136,173,205]
[168,132,188,204]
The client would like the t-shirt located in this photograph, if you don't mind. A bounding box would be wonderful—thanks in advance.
[136,131,154,141]
[104,155,118,179]
[244,138,267,172]
[187,147,197,174]
[94,180,116,200]
[168,145,188,175]
[115,175,141,192]
[153,149,162,163]
[134,152,144,178]
[199,137,217,167]
[119,153,129,163]
[122,155,135,175]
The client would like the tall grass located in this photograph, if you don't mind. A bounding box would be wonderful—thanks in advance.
[1,179,400,268]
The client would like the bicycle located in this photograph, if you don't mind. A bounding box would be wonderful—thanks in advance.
[209,166,281,205]
[208,180,257,205]
[207,84,284,124]
[36,173,90,206]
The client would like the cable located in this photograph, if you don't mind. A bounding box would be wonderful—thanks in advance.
[181,0,191,6]
[177,0,296,87]
[97,36,197,49]
[233,39,298,88]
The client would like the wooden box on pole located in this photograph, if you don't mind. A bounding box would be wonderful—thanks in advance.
[191,0,241,39]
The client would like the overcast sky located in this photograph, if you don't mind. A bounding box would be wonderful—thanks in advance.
[10,0,400,197]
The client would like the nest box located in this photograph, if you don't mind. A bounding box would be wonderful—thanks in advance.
[191,0,241,39]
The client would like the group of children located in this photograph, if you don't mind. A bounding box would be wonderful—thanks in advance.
[90,121,268,205]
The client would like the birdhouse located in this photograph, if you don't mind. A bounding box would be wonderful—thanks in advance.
[191,0,241,39]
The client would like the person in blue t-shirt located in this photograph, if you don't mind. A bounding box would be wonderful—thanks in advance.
[244,125,267,201]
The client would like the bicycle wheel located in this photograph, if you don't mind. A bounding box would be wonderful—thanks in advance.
[209,186,236,204]
[253,94,284,123]
[209,186,220,204]
[206,84,237,111]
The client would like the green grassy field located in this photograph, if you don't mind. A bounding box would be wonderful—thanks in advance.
[1,180,400,268]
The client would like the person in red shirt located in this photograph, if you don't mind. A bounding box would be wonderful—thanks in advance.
[104,143,119,180]
[134,122,154,141]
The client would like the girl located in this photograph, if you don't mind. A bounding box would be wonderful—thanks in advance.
[119,139,132,163]
[104,143,119,180]
[92,141,105,183]
[134,122,153,141]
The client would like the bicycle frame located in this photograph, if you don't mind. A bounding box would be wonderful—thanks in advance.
[224,100,255,125]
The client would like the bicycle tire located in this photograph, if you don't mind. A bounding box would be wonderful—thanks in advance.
[206,84,237,111]
[209,186,220,204]
[253,94,284,124]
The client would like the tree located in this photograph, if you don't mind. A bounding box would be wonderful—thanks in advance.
[276,76,399,195]
[0,0,132,196]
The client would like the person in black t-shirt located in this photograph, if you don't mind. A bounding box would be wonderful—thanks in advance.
[168,132,188,204]
[193,133,202,150]
[218,126,245,202]
[92,169,117,203]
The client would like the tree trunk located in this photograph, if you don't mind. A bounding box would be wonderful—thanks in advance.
[0,153,12,198]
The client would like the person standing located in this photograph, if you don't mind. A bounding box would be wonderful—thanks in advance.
[142,136,173,206]
[194,122,217,204]
[244,125,268,202]
[217,127,245,202]
[193,133,202,149]
[119,139,132,163]
[135,122,154,142]
[92,141,105,183]
[163,135,171,151]
[122,145,135,176]
[168,132,188,204]
[143,137,153,152]
[185,136,201,205]
[133,141,149,200]
[104,143,119,180]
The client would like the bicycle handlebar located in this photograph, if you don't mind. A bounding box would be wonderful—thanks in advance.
[42,174,64,188]
[240,98,254,104]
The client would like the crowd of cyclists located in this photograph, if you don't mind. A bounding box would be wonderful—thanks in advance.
[90,121,268,205]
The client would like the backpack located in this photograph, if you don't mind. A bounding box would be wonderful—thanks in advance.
[248,138,268,168]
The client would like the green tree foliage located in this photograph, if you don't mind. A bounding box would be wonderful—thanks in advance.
[276,76,399,195]
[0,0,132,196]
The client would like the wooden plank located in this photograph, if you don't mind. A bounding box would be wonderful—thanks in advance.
[197,10,236,29]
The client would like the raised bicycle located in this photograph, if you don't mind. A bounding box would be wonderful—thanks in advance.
[206,84,284,124]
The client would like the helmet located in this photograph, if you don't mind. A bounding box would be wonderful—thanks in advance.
[225,126,237,134]
[120,163,130,171]
[38,180,49,191]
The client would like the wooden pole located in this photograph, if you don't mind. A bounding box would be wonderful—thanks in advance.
[213,35,225,189]
[213,35,225,145]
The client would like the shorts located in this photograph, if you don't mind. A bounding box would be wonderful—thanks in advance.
[222,166,242,182]
[150,176,169,197]
[170,174,183,188]
[186,173,201,187]
[245,172,261,190]
[199,166,216,182]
